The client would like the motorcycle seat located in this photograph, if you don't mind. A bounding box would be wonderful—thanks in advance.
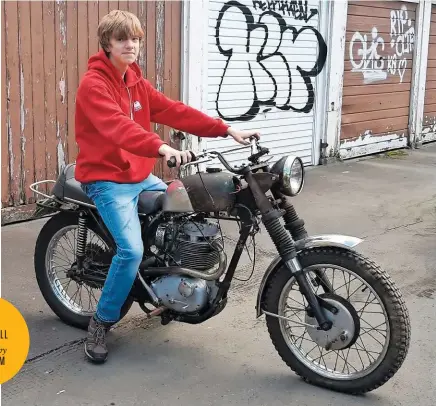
[51,164,165,214]
[52,164,94,206]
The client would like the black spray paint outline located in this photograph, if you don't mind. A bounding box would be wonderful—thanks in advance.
[252,0,319,23]
[215,0,327,122]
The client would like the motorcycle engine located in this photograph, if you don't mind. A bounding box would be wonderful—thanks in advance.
[151,217,224,313]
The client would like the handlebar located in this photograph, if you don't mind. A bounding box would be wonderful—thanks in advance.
[166,136,269,175]
[167,157,177,169]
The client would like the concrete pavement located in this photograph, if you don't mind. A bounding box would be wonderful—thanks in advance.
[1,143,436,405]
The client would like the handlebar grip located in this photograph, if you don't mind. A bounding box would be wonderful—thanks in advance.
[167,156,177,168]
[167,151,197,168]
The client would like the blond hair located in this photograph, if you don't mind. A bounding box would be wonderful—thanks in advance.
[97,10,144,51]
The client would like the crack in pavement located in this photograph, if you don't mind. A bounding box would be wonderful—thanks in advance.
[24,312,161,366]
[25,338,86,365]
[361,219,425,240]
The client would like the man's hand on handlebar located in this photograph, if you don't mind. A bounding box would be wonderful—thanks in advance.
[158,144,193,168]
[159,127,261,168]
[226,127,260,145]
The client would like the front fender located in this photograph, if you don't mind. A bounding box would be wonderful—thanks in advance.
[255,234,363,318]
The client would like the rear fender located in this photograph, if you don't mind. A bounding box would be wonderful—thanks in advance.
[255,234,363,317]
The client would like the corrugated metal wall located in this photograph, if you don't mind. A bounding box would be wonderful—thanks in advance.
[422,4,436,144]
[340,1,416,159]
[1,0,181,211]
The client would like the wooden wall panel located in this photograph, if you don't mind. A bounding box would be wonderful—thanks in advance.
[171,1,181,104]
[2,1,182,210]
[422,5,436,142]
[109,2,119,13]
[1,4,9,206]
[99,1,110,23]
[67,1,78,163]
[77,1,89,82]
[342,107,410,125]
[55,0,68,179]
[118,1,129,12]
[154,1,165,179]
[162,0,182,180]
[18,1,35,204]
[88,1,99,56]
[43,1,58,190]
[343,82,411,97]
[5,1,21,206]
[146,1,159,177]
[30,1,47,194]
[342,92,411,115]
[137,1,147,73]
[146,2,157,87]
[344,69,412,87]
[341,1,416,144]
[127,1,138,18]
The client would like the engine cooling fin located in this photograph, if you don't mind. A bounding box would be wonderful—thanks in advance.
[174,239,222,271]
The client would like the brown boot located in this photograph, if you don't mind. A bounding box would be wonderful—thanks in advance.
[84,316,111,363]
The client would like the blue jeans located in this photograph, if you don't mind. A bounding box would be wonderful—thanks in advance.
[82,174,167,323]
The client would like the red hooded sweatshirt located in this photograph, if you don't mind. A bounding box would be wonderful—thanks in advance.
[75,51,229,183]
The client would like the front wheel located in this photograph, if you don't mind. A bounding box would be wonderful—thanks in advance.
[264,247,410,394]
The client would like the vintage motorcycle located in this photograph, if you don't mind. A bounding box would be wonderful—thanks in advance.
[30,138,410,394]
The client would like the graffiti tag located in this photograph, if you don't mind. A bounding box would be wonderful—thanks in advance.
[387,6,414,82]
[252,0,318,22]
[349,5,414,84]
[215,0,327,122]
[349,27,387,83]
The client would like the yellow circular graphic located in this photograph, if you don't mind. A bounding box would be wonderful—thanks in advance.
[0,298,30,384]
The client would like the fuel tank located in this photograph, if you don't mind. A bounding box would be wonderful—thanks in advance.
[163,172,237,213]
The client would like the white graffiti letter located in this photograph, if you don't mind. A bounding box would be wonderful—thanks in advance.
[350,31,367,70]
[369,27,385,70]
[350,27,387,83]
[390,10,398,36]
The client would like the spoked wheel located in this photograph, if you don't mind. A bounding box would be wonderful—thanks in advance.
[264,247,410,394]
[35,212,133,329]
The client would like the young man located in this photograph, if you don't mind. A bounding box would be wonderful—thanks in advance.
[75,10,260,363]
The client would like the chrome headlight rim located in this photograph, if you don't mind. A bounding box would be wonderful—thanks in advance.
[282,155,304,196]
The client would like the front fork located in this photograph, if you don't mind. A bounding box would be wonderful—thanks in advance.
[245,171,333,331]
[279,193,334,294]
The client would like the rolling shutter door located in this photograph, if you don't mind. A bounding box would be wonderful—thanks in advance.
[341,1,416,158]
[206,0,327,167]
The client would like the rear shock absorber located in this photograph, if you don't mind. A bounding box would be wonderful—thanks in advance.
[76,212,88,270]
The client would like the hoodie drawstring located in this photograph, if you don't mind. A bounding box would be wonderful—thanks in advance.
[126,86,133,120]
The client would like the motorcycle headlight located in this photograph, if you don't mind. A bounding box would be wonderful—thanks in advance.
[270,155,305,196]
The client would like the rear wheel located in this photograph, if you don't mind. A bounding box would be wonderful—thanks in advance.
[264,247,410,394]
[34,212,134,330]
